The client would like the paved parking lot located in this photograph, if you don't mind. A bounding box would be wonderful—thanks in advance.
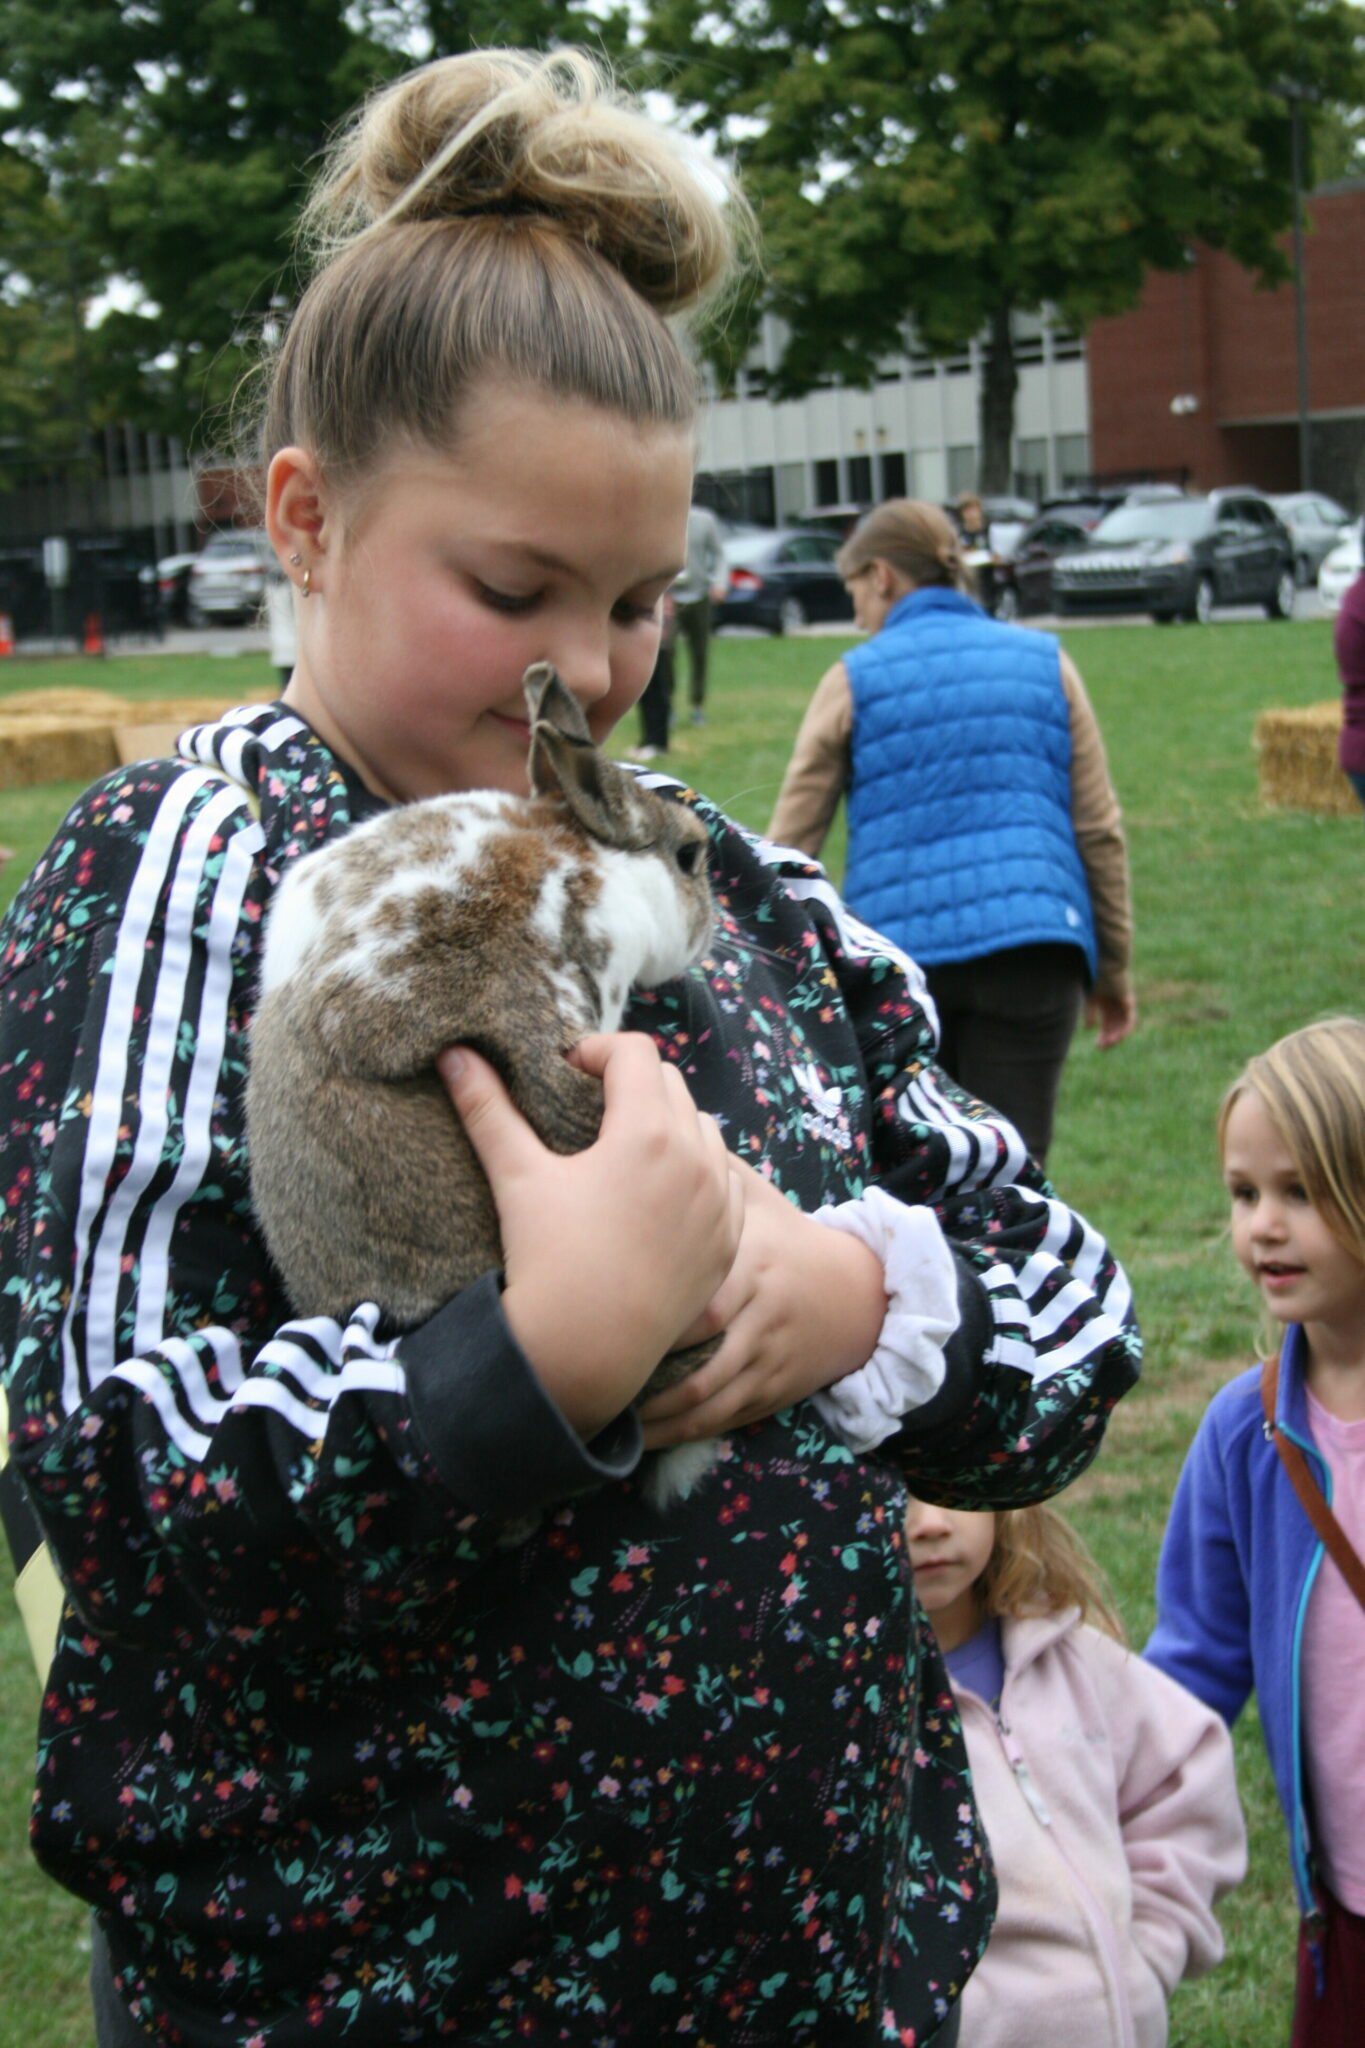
[14,584,1333,659]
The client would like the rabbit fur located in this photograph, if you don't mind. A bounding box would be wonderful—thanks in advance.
[246,665,724,1509]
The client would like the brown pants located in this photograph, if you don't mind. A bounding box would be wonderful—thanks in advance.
[923,942,1087,1168]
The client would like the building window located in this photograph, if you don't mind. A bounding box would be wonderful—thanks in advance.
[1050,328,1084,362]
[1053,433,1090,486]
[847,454,872,502]
[947,445,977,497]
[1015,437,1048,503]
[712,467,776,527]
[815,457,840,505]
[878,450,907,499]
[775,461,808,522]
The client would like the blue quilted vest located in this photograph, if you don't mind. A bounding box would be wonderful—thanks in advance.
[841,587,1098,976]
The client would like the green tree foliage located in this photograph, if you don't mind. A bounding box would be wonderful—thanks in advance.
[0,0,625,455]
[0,146,90,486]
[645,0,1365,490]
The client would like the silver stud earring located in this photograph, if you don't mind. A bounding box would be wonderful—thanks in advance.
[289,551,302,568]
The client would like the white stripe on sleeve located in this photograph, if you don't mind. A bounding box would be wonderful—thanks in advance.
[62,770,224,1412]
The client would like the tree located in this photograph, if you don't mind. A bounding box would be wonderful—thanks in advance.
[0,0,627,455]
[644,0,1365,492]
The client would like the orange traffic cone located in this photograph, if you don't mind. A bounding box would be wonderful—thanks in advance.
[83,611,106,657]
[0,613,14,657]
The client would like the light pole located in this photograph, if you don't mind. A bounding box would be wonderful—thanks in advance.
[1276,80,1321,493]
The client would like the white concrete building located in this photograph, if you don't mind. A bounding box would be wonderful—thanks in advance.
[695,312,1091,523]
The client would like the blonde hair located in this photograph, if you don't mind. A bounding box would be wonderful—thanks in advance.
[836,498,965,592]
[257,48,748,496]
[979,1502,1126,1643]
[1217,1016,1365,1266]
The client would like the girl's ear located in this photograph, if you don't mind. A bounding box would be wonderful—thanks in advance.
[266,446,329,584]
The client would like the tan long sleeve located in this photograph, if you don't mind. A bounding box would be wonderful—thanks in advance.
[767,661,853,857]
[1060,650,1133,1003]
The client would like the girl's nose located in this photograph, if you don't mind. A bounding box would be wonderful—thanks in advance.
[555,632,613,708]
[905,1498,951,1542]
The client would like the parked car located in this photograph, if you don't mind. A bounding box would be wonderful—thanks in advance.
[150,551,199,625]
[1269,492,1353,585]
[991,488,1188,619]
[1051,491,1297,624]
[715,528,853,634]
[1318,523,1364,613]
[187,529,273,626]
[992,502,1115,619]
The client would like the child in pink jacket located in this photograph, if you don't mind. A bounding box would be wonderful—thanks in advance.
[906,1496,1246,2048]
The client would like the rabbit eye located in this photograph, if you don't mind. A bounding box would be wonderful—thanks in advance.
[674,840,704,877]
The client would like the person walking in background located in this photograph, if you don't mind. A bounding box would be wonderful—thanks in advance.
[631,589,677,759]
[767,498,1135,1167]
[906,1494,1245,2048]
[673,494,725,723]
[1147,1018,1365,2047]
[1332,550,1365,810]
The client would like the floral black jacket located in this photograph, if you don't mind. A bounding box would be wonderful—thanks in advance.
[0,703,1140,2046]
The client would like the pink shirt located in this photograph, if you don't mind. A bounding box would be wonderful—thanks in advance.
[1302,1391,1365,1910]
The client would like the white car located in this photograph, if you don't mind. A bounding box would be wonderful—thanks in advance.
[187,529,273,626]
[1317,525,1363,614]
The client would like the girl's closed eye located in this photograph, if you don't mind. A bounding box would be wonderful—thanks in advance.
[613,597,661,626]
[475,581,542,616]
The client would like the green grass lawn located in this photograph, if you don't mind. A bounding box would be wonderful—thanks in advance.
[1,621,1359,2044]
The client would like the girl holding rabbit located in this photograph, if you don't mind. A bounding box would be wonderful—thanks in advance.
[0,50,1138,2047]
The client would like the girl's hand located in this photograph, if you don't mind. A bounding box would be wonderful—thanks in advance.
[438,1037,742,1442]
[638,1159,886,1448]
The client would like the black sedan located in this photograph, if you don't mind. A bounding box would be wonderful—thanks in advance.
[715,528,853,634]
[1051,492,1297,624]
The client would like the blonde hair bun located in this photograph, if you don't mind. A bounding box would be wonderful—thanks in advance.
[302,47,741,317]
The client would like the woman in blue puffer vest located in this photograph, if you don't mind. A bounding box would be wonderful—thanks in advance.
[769,498,1136,1164]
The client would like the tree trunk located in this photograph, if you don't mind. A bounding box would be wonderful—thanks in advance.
[978,305,1018,495]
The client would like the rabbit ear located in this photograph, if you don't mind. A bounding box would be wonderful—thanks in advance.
[523,663,591,746]
[524,663,651,848]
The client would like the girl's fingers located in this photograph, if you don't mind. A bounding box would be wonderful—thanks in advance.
[638,1339,738,1423]
[438,1046,545,1184]
[641,1358,763,1449]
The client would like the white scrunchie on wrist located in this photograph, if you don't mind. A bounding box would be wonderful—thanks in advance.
[810,1186,961,1453]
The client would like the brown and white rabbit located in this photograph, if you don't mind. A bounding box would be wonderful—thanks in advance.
[246,664,723,1506]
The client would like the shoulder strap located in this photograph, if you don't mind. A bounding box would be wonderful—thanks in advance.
[1261,1356,1365,1612]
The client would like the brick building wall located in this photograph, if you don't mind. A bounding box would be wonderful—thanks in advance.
[1087,181,1365,505]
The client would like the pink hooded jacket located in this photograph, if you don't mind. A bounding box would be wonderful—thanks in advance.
[954,1608,1247,2048]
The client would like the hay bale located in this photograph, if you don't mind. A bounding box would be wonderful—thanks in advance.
[1254,701,1358,817]
[0,718,122,790]
[0,691,275,790]
[121,692,273,726]
[0,687,132,721]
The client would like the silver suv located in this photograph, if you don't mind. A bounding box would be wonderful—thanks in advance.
[187,529,273,626]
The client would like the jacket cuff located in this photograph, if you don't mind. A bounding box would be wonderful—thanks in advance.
[401,1271,642,1517]
[895,1251,995,1440]
[808,1189,961,1452]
